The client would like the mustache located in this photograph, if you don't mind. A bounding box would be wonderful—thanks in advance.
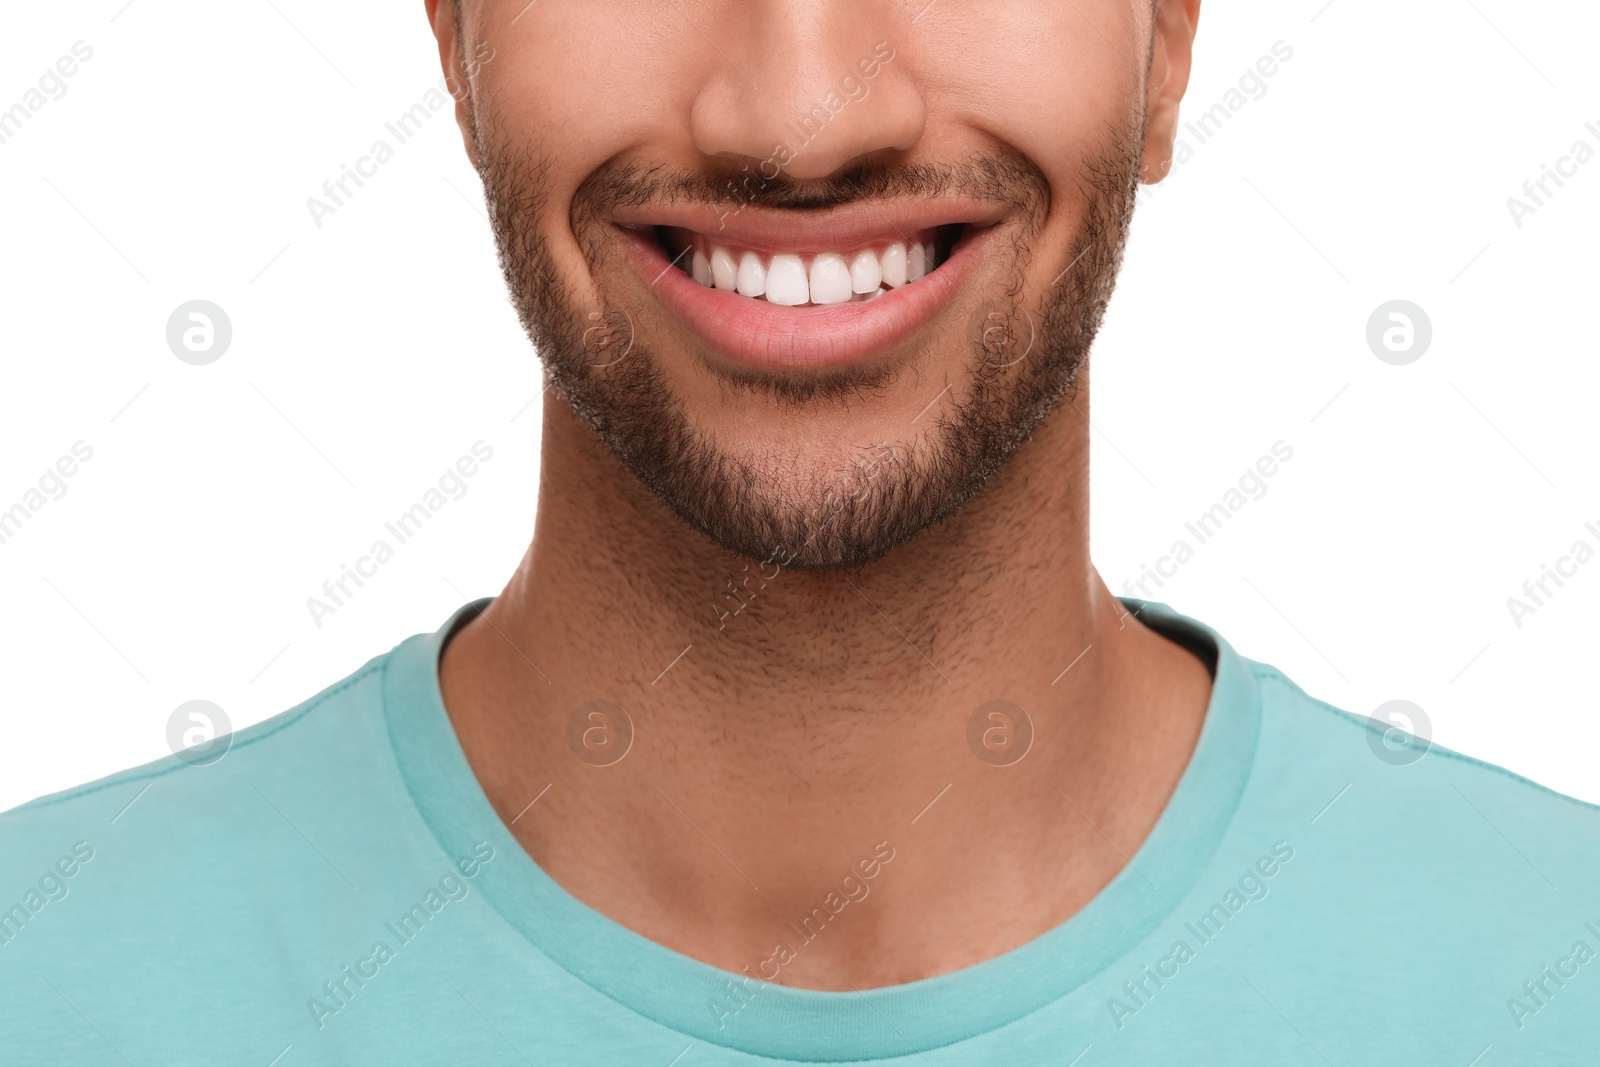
[573,155,1051,216]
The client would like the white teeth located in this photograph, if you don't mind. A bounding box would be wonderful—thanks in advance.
[849,250,882,294]
[880,242,908,288]
[735,251,767,298]
[684,236,942,304]
[711,247,738,290]
[765,254,810,306]
[809,253,854,305]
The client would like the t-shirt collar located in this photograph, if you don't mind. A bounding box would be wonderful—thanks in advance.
[381,596,1261,1061]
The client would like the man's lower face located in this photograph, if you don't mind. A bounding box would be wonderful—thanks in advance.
[477,125,1142,570]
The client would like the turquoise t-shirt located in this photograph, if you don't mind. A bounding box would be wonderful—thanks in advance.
[3,599,1598,1064]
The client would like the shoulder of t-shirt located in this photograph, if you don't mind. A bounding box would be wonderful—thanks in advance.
[0,647,395,823]
[1245,657,1600,818]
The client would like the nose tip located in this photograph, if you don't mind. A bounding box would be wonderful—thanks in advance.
[689,28,922,182]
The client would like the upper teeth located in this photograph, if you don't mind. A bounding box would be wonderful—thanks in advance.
[681,238,939,306]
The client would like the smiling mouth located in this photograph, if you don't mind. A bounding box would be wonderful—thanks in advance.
[609,200,1003,371]
[653,224,967,307]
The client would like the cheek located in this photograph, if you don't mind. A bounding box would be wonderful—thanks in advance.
[474,5,702,244]
[914,3,1143,190]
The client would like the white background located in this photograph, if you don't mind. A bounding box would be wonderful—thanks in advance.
[1,0,1595,812]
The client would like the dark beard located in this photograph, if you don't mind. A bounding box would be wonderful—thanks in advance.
[475,128,1142,571]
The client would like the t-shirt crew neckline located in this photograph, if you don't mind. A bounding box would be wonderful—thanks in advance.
[380,597,1262,1062]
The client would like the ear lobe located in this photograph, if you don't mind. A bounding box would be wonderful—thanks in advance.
[426,0,480,167]
[1140,0,1201,185]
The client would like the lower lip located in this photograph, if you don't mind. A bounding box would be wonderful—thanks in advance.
[616,226,989,372]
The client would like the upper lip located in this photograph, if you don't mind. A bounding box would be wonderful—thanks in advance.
[611,198,1007,255]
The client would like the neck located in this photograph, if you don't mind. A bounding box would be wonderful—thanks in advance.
[440,380,1212,989]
